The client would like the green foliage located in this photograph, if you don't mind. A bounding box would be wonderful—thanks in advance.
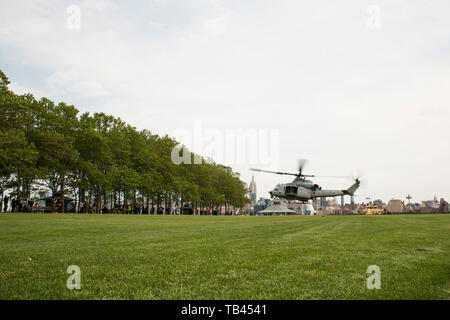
[0,70,249,211]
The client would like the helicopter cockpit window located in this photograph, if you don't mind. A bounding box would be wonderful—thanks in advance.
[285,186,298,194]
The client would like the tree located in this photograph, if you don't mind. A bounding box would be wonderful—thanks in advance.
[0,69,250,214]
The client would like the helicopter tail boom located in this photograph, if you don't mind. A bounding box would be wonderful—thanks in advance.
[343,179,360,196]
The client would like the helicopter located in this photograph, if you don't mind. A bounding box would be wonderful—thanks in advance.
[250,160,360,202]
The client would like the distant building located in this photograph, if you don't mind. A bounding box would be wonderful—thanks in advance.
[254,197,271,213]
[433,196,440,208]
[373,199,383,209]
[313,198,320,209]
[320,197,326,209]
[439,198,448,212]
[422,198,440,209]
[249,175,257,205]
[421,201,431,208]
[387,199,404,213]
[342,203,357,215]
[326,198,339,209]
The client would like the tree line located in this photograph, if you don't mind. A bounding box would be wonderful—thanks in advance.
[0,70,250,214]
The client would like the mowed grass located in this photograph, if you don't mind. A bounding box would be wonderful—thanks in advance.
[0,213,449,300]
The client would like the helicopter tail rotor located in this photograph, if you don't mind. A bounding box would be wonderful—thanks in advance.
[351,170,366,188]
[344,178,361,196]
[343,170,366,195]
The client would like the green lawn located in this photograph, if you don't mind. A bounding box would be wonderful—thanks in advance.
[0,213,448,299]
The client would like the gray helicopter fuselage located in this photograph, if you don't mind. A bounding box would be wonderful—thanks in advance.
[269,177,359,201]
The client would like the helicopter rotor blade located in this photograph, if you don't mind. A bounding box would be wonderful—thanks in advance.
[250,168,298,176]
[313,175,352,179]
[297,159,307,176]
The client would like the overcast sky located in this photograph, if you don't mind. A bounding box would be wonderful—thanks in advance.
[1,0,449,203]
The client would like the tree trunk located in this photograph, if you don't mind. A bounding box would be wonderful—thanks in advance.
[164,192,168,215]
[157,194,161,214]
[104,189,107,212]
[98,192,100,213]
[151,196,154,214]
[61,175,65,213]
[180,197,184,215]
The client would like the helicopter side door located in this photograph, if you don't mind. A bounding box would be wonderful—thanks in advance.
[285,185,298,196]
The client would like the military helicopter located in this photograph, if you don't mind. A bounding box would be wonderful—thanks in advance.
[250,160,360,202]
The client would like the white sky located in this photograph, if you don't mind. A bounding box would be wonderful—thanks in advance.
[1,0,449,203]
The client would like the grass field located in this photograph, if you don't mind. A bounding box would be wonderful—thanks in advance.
[0,213,448,300]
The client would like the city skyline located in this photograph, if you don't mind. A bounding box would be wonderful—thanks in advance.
[246,175,446,206]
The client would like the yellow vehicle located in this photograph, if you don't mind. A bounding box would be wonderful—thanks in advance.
[365,205,384,215]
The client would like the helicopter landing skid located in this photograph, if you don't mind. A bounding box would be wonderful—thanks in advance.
[273,197,310,204]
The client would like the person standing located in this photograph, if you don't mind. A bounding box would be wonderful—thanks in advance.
[3,195,8,213]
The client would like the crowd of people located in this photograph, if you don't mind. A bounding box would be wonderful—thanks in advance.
[1,195,41,213]
[1,194,236,215]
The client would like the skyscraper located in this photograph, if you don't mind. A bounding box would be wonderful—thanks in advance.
[320,197,326,208]
[249,175,257,205]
